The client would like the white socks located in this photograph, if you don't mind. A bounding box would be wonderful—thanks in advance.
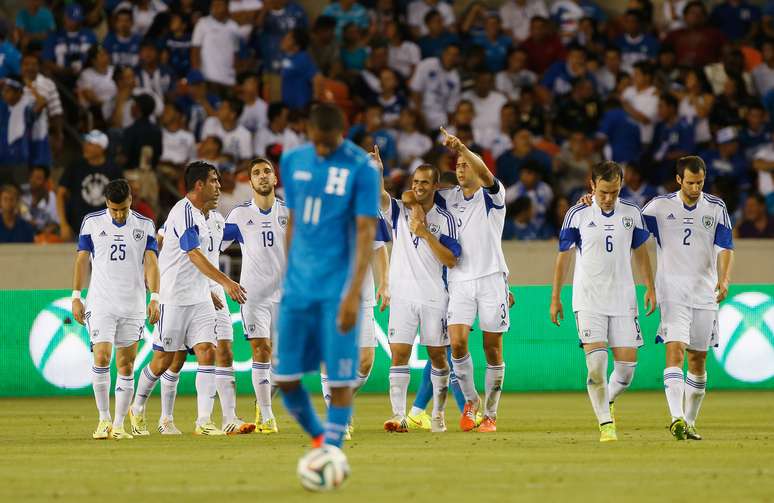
[92,366,111,421]
[160,370,179,420]
[215,366,237,423]
[664,366,685,421]
[585,349,611,424]
[320,373,331,408]
[132,366,160,415]
[608,361,637,403]
[684,372,707,426]
[195,366,216,426]
[113,375,134,428]
[430,367,449,416]
[451,354,478,403]
[389,365,411,417]
[252,361,273,421]
[484,364,505,419]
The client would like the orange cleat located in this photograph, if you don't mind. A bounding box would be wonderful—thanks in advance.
[478,417,497,433]
[311,434,325,448]
[460,401,479,432]
[383,415,409,433]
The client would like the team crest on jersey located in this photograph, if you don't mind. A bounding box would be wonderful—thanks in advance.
[91,329,99,339]
[278,216,288,228]
[428,223,440,235]
[248,324,256,334]
[133,229,145,241]
[702,215,714,229]
[388,328,396,339]
[582,329,591,338]
[622,216,633,230]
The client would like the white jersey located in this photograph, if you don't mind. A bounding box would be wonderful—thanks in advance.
[77,210,157,319]
[559,199,650,316]
[383,199,460,309]
[223,198,288,303]
[642,192,734,310]
[205,210,226,293]
[158,197,213,306]
[436,180,508,282]
[361,240,386,309]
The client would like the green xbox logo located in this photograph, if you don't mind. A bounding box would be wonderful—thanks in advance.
[29,298,92,389]
[714,292,774,383]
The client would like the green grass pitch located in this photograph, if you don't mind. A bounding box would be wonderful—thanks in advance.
[1,392,772,502]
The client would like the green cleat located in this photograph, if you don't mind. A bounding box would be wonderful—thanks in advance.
[670,418,688,441]
[686,424,702,440]
[599,422,617,442]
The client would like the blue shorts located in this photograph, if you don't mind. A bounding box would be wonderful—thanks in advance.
[274,297,360,387]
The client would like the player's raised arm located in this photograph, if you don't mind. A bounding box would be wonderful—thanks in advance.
[440,126,494,187]
[369,144,391,211]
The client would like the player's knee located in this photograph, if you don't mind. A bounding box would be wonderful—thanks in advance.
[427,347,448,368]
[450,339,468,358]
[216,346,233,366]
[358,359,373,376]
[686,351,707,374]
[195,344,215,365]
[665,343,685,367]
[93,352,111,368]
[389,344,411,365]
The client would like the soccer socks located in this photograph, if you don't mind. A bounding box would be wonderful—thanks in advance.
[252,361,274,420]
[92,366,111,421]
[451,354,478,403]
[388,365,411,417]
[113,375,134,428]
[585,349,612,424]
[325,405,352,448]
[484,363,505,419]
[608,361,637,403]
[352,371,370,396]
[411,360,433,411]
[281,386,324,439]
[320,373,331,408]
[195,365,216,425]
[664,367,685,420]
[430,367,450,416]
[132,366,159,415]
[160,370,179,420]
[449,370,467,412]
[215,366,237,423]
[684,372,707,426]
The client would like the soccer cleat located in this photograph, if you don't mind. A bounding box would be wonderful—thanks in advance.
[431,413,446,433]
[599,422,617,442]
[111,426,133,440]
[158,418,182,435]
[475,410,483,427]
[254,404,262,427]
[92,420,112,440]
[670,418,688,441]
[194,421,226,436]
[478,417,497,433]
[344,423,353,441]
[609,402,616,423]
[383,415,409,433]
[460,400,480,432]
[686,424,702,440]
[258,417,279,434]
[129,408,150,436]
[311,434,325,448]
[223,418,256,435]
[407,410,432,430]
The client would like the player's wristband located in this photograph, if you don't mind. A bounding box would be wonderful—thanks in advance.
[150,292,160,303]
[71,290,81,300]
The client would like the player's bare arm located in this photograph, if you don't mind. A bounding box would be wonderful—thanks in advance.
[373,245,390,312]
[550,251,572,326]
[632,244,657,316]
[71,250,90,325]
[338,216,376,332]
[440,127,494,187]
[186,248,247,304]
[369,145,392,211]
[716,249,734,303]
[143,250,161,324]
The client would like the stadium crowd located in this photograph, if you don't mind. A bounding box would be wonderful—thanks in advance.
[2,0,774,244]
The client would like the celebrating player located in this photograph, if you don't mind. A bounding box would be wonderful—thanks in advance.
[642,156,734,440]
[128,162,247,436]
[550,161,656,442]
[436,128,510,432]
[222,157,288,434]
[72,179,160,440]
[275,103,379,465]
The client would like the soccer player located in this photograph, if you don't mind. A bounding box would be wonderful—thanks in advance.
[128,161,247,436]
[72,178,159,440]
[275,103,379,463]
[222,157,288,434]
[434,128,510,432]
[549,161,656,442]
[642,156,734,440]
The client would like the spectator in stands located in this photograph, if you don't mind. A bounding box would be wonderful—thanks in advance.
[499,0,549,44]
[201,97,252,165]
[175,69,219,140]
[229,0,264,26]
[497,128,552,188]
[503,196,542,241]
[739,103,770,160]
[56,130,122,241]
[408,0,456,38]
[76,46,116,129]
[752,129,774,210]
[701,127,750,191]
[352,43,389,107]
[0,20,22,79]
[0,75,39,185]
[136,40,173,99]
[237,73,268,135]
[709,75,752,129]
[104,8,141,67]
[596,97,642,165]
[409,43,461,130]
[593,46,621,98]
[0,184,35,243]
[572,17,606,57]
[710,0,761,42]
[418,9,460,60]
[462,72,508,151]
[620,163,660,208]
[323,0,370,39]
[520,16,566,75]
[350,104,397,172]
[554,77,600,140]
[654,45,680,92]
[377,68,406,127]
[615,9,659,73]
[257,0,309,74]
[254,102,289,156]
[513,86,547,137]
[20,165,59,233]
[108,64,163,129]
[280,28,319,110]
[488,102,518,160]
[664,1,727,68]
[505,161,553,232]
[132,0,169,38]
[735,192,774,238]
[676,67,714,146]
[42,4,97,83]
[160,103,196,168]
[385,20,421,80]
[662,0,688,32]
[550,0,606,44]
[753,39,774,97]
[340,22,369,72]
[14,0,55,51]
[395,108,432,169]
[191,0,244,91]
[216,161,253,215]
[309,16,340,73]
[545,193,570,235]
[554,131,598,201]
[650,93,695,182]
[496,47,537,101]
[458,45,487,92]
[369,0,399,38]
[124,170,156,222]
[473,14,512,73]
[539,44,593,102]
[621,61,659,146]
[123,94,163,172]
[282,109,308,151]
[705,48,753,97]
[164,12,193,79]
[21,51,63,164]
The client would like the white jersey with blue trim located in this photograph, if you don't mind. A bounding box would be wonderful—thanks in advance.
[384,199,461,309]
[223,198,288,303]
[559,198,650,316]
[205,210,226,293]
[77,210,157,319]
[158,197,213,306]
[361,213,392,308]
[435,179,508,282]
[642,191,734,310]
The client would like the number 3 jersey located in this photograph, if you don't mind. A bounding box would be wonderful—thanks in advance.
[559,199,650,316]
[642,192,734,310]
[77,209,157,318]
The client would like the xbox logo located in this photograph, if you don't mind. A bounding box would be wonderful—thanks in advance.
[714,292,774,383]
[29,298,92,389]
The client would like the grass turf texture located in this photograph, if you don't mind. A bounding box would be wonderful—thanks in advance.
[1,392,772,502]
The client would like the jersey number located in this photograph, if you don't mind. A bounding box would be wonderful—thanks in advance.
[261,230,274,247]
[605,235,613,252]
[110,244,126,261]
[302,197,322,225]
[207,236,214,252]
[683,228,691,246]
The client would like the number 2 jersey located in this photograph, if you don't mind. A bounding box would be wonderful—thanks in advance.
[642,192,734,310]
[77,209,158,319]
[559,198,650,316]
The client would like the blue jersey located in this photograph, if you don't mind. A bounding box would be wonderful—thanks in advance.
[280,139,380,303]
[103,32,141,67]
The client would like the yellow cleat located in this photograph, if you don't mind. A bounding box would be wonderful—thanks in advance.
[129,408,150,436]
[257,417,279,434]
[93,420,112,440]
[599,422,618,442]
[407,411,431,430]
[475,410,484,427]
[111,426,133,440]
[255,404,262,427]
[344,423,353,441]
[194,421,226,436]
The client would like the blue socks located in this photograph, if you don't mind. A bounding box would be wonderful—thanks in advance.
[324,405,352,448]
[281,386,324,439]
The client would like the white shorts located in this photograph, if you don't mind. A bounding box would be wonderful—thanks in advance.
[447,273,510,333]
[657,303,718,351]
[85,310,144,349]
[241,300,277,340]
[153,301,216,352]
[388,298,449,347]
[214,307,233,342]
[574,311,643,348]
[359,306,377,348]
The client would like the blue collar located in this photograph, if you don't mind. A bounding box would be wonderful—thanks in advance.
[258,206,272,215]
[112,219,126,227]
[683,202,697,211]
